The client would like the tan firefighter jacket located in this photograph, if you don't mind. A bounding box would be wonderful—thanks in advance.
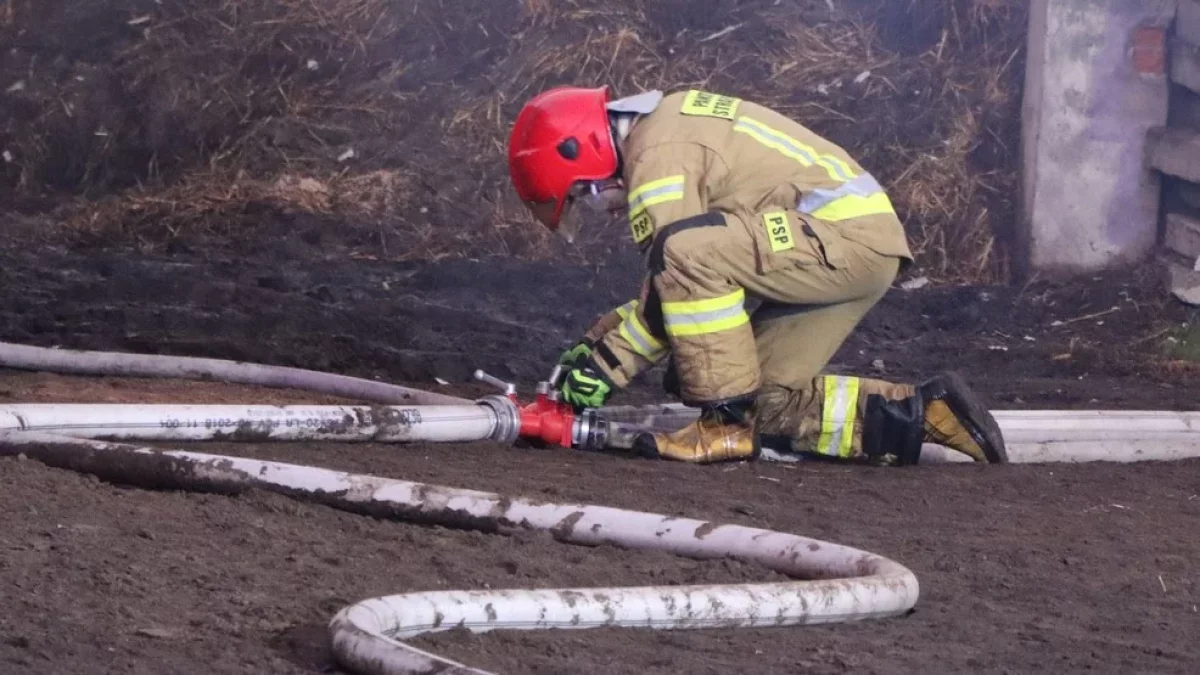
[584,89,913,402]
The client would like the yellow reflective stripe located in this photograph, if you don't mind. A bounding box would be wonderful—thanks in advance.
[663,289,745,314]
[816,376,861,458]
[615,300,640,321]
[617,314,666,359]
[798,173,896,222]
[662,290,749,338]
[811,192,896,222]
[733,116,856,182]
[628,175,686,217]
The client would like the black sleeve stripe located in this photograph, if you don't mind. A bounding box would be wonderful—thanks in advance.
[648,211,726,274]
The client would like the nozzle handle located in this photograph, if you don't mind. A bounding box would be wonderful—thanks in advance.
[474,369,516,397]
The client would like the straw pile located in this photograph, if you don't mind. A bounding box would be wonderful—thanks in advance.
[0,0,1027,281]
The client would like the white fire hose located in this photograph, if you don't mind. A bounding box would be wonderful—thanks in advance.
[0,430,920,675]
[599,403,1200,464]
[2,402,1199,464]
[1,341,1199,674]
[0,341,470,405]
[0,401,521,444]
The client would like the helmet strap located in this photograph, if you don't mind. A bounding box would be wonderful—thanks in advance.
[611,111,638,142]
[608,111,638,180]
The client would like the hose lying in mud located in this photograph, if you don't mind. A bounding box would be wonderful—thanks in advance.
[0,341,471,406]
[0,400,521,445]
[3,401,1200,463]
[0,430,920,675]
[600,404,1200,464]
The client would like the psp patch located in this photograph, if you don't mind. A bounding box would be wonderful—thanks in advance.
[630,211,655,244]
[762,211,795,253]
[680,90,741,120]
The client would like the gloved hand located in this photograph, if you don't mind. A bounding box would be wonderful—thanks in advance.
[557,341,593,369]
[560,366,613,410]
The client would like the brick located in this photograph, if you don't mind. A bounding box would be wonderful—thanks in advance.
[1173,38,1200,94]
[1179,181,1200,210]
[1166,260,1200,306]
[1146,126,1200,183]
[1181,0,1200,47]
[1132,26,1167,75]
[1165,212,1200,259]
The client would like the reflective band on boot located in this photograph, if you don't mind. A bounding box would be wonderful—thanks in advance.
[815,375,860,458]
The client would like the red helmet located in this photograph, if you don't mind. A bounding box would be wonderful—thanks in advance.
[508,86,620,233]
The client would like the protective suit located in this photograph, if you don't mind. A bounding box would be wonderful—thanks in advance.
[509,87,1007,465]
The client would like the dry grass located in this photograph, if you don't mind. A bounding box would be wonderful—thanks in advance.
[441,0,1027,281]
[1,0,1028,282]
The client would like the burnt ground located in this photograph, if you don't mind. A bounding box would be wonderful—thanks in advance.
[1,1,1196,673]
[0,244,1198,674]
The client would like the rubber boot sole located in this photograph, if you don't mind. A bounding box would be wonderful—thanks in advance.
[926,371,1008,464]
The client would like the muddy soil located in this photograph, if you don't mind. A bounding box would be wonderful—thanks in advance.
[1,244,1196,408]
[0,245,1198,674]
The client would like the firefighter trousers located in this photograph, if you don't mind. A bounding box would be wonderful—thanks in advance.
[653,209,914,457]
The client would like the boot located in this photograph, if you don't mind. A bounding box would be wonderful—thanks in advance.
[862,371,1007,464]
[920,371,1007,463]
[633,397,761,464]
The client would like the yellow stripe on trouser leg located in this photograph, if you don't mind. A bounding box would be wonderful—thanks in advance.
[617,313,666,359]
[816,375,860,458]
[661,289,750,337]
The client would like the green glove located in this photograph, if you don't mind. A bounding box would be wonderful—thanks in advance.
[560,366,613,410]
[557,341,593,369]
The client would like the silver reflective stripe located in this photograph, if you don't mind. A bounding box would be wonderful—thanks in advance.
[734,118,853,181]
[798,173,884,215]
[620,318,663,358]
[628,183,685,214]
[822,376,855,456]
[664,303,745,328]
[734,119,819,168]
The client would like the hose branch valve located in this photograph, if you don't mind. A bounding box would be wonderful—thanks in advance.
[473,368,608,451]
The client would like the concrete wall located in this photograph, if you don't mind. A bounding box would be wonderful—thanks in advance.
[1019,0,1176,277]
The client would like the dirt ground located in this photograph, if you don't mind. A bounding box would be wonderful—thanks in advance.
[1,1,1198,672]
[0,246,1199,674]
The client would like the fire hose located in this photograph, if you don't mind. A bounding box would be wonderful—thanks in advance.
[2,343,1200,674]
[0,430,920,675]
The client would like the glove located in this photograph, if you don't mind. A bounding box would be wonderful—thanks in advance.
[557,341,593,369]
[560,366,613,410]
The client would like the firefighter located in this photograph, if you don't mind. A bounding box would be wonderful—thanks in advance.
[506,86,1006,465]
